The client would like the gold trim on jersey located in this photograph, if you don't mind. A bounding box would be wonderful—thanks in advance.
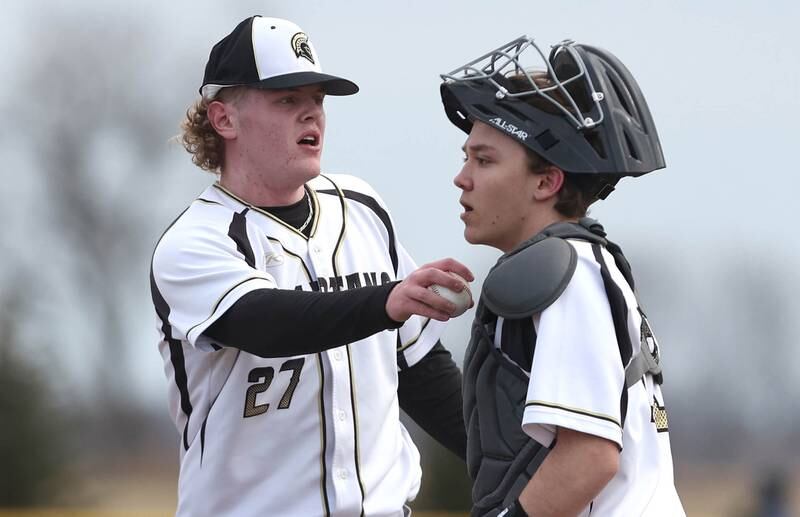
[346,344,367,514]
[321,174,365,513]
[315,353,331,515]
[525,399,622,428]
[317,175,347,276]
[185,276,274,340]
[396,318,432,353]
[307,186,321,236]
[212,182,319,240]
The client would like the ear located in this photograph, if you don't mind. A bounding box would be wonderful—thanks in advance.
[207,100,238,140]
[532,166,565,202]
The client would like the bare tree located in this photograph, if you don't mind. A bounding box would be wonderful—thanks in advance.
[0,273,70,505]
[6,13,187,434]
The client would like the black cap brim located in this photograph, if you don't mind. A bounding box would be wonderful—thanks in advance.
[251,71,359,96]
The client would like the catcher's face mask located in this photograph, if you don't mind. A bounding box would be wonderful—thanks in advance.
[440,37,665,176]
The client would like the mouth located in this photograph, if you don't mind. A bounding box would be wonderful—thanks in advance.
[297,131,321,148]
[459,200,473,221]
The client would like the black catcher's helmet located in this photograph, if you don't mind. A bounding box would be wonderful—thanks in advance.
[440,37,665,177]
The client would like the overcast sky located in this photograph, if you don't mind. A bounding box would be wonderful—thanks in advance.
[3,0,799,427]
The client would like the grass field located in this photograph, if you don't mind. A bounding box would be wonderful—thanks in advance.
[1,461,797,516]
[0,513,462,517]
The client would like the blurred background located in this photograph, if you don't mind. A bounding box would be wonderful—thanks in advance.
[1,0,799,515]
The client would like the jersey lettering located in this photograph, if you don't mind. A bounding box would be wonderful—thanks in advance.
[295,271,392,292]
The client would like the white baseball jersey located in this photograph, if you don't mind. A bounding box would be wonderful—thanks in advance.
[150,174,445,517]
[495,240,684,516]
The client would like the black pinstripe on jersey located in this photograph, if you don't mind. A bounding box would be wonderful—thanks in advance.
[150,206,194,452]
[318,181,409,515]
[316,353,331,516]
[151,273,193,451]
[200,416,208,464]
[591,243,633,428]
[318,189,399,275]
[322,180,367,517]
[229,208,256,267]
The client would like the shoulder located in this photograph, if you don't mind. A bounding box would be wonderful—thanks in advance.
[152,197,239,271]
[482,237,578,319]
[311,174,396,224]
[567,239,619,286]
[310,173,377,196]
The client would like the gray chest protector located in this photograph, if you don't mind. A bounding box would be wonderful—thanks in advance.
[462,218,662,516]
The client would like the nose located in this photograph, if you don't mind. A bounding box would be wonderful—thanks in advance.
[300,99,324,122]
[454,165,471,191]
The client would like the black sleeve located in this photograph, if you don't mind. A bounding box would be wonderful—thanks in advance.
[204,282,403,357]
[398,342,466,461]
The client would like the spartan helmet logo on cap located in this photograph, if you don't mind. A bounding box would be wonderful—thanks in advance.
[291,32,315,64]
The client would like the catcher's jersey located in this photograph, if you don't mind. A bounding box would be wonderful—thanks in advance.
[150,174,444,517]
[497,240,684,516]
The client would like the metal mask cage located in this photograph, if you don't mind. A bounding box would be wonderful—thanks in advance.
[440,36,605,130]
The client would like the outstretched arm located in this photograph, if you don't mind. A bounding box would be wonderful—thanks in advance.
[205,258,473,358]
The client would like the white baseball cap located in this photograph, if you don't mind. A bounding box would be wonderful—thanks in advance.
[200,16,359,99]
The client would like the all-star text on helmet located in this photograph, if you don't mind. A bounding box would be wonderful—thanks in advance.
[440,37,665,180]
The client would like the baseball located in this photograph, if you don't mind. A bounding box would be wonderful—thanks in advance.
[429,272,473,317]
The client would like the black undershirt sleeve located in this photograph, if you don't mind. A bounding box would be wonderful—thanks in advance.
[204,282,403,357]
[398,342,467,461]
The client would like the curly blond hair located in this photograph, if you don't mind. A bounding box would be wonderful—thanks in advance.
[180,88,245,173]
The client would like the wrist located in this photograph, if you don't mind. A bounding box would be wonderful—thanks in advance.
[381,281,406,327]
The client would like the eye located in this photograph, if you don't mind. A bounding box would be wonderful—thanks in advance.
[279,96,296,105]
[314,94,326,106]
[462,155,490,166]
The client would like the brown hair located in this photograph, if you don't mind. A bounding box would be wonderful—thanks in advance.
[507,71,617,218]
[180,87,246,173]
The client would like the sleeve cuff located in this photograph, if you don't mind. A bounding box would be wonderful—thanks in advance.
[522,402,623,449]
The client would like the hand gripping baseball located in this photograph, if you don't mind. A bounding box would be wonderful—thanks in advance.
[386,258,474,322]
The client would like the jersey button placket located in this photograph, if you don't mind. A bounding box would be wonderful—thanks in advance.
[328,345,359,512]
[307,238,324,273]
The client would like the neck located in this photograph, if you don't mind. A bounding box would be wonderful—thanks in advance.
[219,168,307,206]
[504,210,576,253]
[531,212,577,237]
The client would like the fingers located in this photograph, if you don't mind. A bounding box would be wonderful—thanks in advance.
[412,282,460,318]
[385,258,475,322]
[418,258,474,290]
[420,257,474,282]
[386,280,455,322]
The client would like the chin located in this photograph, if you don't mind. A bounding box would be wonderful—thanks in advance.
[463,228,484,246]
[297,163,321,182]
